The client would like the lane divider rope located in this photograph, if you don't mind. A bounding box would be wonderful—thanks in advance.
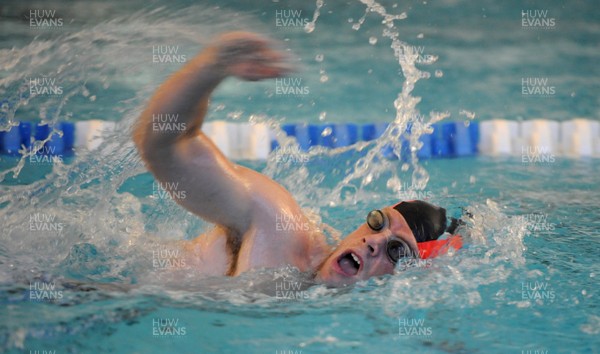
[0,119,598,159]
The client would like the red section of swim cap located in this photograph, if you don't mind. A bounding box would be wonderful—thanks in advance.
[417,235,463,259]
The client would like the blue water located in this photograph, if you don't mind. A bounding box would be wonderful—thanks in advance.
[1,0,599,353]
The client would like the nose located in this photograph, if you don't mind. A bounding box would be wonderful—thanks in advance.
[362,234,387,257]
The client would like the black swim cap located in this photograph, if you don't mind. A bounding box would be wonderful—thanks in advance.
[393,200,448,243]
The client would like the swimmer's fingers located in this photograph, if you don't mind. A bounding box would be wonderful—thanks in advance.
[215,32,294,81]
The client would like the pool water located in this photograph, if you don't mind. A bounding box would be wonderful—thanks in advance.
[1,0,599,353]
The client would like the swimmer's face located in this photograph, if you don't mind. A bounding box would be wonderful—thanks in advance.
[315,205,419,287]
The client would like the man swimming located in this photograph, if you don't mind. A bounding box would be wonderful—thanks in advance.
[133,32,461,287]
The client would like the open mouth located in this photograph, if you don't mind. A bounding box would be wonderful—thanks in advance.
[337,251,362,276]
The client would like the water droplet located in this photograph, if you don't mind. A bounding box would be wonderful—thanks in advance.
[319,112,327,121]
[89,95,96,102]
[464,120,471,127]
[386,176,401,190]
[369,36,378,45]
[321,127,332,137]
[347,18,353,23]
[304,22,315,33]
[227,111,243,120]
[417,33,424,38]
[320,75,329,83]
[315,54,324,62]
[434,70,443,78]
[352,23,361,31]
[355,158,368,172]
[469,175,476,184]
[459,110,476,120]
[401,163,409,171]
[367,69,373,74]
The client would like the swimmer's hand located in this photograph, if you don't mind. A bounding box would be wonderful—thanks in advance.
[215,32,293,81]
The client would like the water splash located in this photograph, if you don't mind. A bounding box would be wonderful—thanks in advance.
[271,0,449,208]
[304,0,324,34]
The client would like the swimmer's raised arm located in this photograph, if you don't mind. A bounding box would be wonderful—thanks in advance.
[132,32,291,234]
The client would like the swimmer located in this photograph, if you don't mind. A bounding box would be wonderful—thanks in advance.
[133,32,462,287]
